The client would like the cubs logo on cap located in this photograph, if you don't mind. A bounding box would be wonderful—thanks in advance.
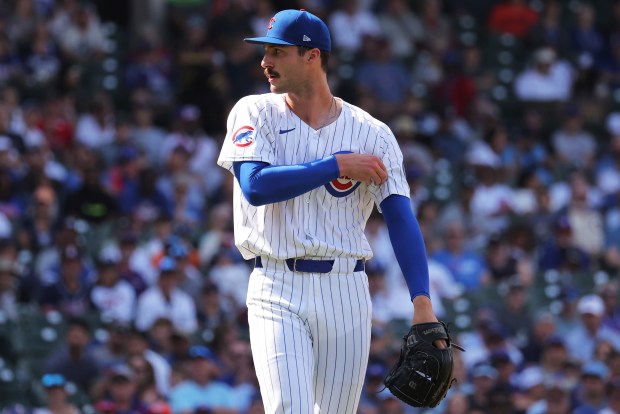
[244,9,332,52]
[232,126,255,147]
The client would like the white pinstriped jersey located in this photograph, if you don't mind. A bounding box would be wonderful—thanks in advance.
[217,93,410,261]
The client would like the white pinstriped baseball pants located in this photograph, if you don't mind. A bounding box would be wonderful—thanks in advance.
[247,258,372,414]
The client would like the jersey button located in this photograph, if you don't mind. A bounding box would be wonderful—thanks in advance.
[305,197,310,203]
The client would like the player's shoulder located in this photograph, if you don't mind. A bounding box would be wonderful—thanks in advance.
[233,93,284,114]
[341,100,393,137]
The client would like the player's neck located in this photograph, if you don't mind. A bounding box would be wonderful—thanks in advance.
[284,88,340,130]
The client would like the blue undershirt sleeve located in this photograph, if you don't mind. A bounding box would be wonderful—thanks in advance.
[380,194,430,300]
[232,157,340,206]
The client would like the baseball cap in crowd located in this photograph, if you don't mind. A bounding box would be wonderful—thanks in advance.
[577,294,605,317]
[189,345,215,360]
[581,360,609,379]
[471,363,498,380]
[41,373,66,389]
[544,335,566,348]
[518,367,544,391]
[158,256,177,273]
[245,9,332,52]
[108,364,135,381]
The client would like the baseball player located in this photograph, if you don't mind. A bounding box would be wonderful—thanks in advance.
[217,9,443,414]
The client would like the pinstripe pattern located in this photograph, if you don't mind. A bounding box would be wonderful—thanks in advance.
[247,264,372,414]
[218,92,408,413]
[217,93,410,261]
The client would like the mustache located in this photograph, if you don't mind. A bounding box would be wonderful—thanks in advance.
[265,69,279,78]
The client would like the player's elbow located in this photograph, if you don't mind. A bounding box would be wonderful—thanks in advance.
[242,187,267,206]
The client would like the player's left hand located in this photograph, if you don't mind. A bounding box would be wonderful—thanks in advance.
[412,295,447,348]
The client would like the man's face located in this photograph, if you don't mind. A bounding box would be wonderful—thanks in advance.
[261,45,309,94]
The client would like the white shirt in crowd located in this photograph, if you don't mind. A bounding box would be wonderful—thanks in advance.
[135,286,198,335]
[89,280,136,325]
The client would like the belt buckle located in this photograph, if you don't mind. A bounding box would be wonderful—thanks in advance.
[293,258,300,272]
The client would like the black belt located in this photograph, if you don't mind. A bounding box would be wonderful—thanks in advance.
[254,257,365,273]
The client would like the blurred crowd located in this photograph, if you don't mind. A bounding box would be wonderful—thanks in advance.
[0,0,620,413]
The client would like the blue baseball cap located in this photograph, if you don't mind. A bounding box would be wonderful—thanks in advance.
[158,256,177,273]
[41,373,66,388]
[189,345,215,360]
[244,9,332,52]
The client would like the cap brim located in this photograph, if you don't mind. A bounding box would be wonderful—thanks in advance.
[244,36,296,46]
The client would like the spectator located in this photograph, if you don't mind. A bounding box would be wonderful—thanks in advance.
[195,281,230,338]
[38,243,93,316]
[418,0,452,50]
[514,47,574,102]
[538,336,571,382]
[0,33,24,87]
[124,33,174,107]
[166,239,202,302]
[601,379,620,414]
[328,0,381,55]
[466,363,498,412]
[527,0,568,51]
[377,0,424,60]
[44,316,100,393]
[467,145,515,236]
[208,250,250,312]
[74,94,116,150]
[566,294,620,363]
[54,2,106,63]
[88,247,136,325]
[520,311,558,365]
[91,321,131,371]
[572,360,609,414]
[598,281,620,332]
[96,364,148,414]
[561,171,605,257]
[526,378,575,414]
[551,106,597,171]
[0,257,21,321]
[174,15,228,135]
[116,231,148,296]
[538,215,591,273]
[513,367,546,413]
[158,105,220,198]
[62,162,119,225]
[168,345,239,414]
[127,354,162,405]
[135,257,198,335]
[495,278,534,340]
[431,221,490,292]
[129,103,166,166]
[354,36,412,121]
[568,3,606,66]
[23,22,62,93]
[33,373,80,414]
[126,328,171,399]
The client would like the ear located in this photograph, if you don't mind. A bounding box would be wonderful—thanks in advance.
[307,49,320,63]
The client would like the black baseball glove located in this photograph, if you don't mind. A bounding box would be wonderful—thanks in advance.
[383,321,465,408]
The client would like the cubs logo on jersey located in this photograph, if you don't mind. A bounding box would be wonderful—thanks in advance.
[324,150,361,197]
[232,126,255,147]
[325,176,361,197]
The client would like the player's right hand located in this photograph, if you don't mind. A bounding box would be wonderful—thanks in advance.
[334,153,388,186]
